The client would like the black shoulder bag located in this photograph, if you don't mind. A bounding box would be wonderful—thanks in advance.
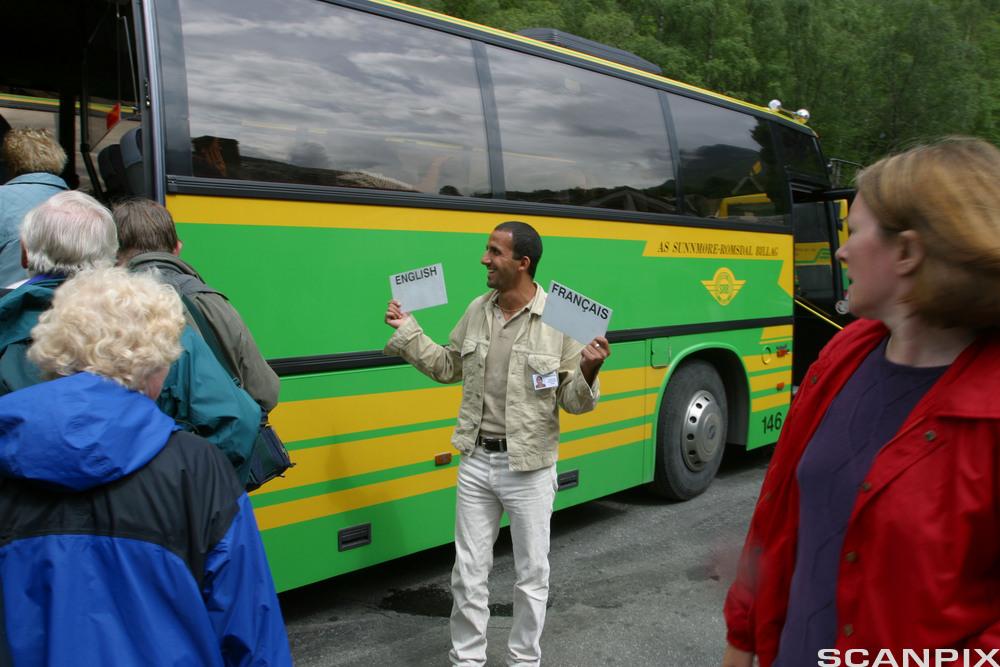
[179,293,293,491]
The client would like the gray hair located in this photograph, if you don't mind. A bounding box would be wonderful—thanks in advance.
[21,191,118,277]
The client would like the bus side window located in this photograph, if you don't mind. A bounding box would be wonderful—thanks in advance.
[670,94,788,225]
[176,0,490,197]
[485,44,676,213]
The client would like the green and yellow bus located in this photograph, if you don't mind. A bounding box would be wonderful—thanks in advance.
[5,0,849,591]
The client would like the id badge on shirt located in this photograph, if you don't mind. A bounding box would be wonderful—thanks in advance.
[532,371,559,391]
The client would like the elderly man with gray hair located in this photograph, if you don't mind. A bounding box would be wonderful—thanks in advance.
[0,190,261,479]
[0,190,117,390]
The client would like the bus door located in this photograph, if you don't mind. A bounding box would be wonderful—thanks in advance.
[1,0,142,200]
[791,197,850,384]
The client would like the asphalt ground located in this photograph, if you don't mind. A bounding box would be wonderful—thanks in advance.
[280,445,771,667]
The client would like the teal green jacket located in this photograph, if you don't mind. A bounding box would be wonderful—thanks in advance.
[0,278,260,479]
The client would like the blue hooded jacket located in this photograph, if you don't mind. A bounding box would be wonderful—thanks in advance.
[0,172,68,287]
[0,373,291,666]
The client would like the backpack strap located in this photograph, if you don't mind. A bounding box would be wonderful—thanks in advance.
[178,292,239,385]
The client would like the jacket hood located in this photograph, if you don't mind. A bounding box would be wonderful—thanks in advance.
[0,372,177,491]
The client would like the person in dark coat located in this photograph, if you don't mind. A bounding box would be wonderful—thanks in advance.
[0,267,292,666]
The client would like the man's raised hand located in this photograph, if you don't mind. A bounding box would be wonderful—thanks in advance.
[580,336,610,385]
[385,299,411,329]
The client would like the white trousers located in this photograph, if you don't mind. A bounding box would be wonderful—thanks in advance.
[448,447,557,667]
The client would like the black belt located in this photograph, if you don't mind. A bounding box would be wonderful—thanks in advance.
[477,435,507,452]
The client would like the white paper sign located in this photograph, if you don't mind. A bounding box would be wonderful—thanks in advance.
[541,281,612,344]
[389,263,448,312]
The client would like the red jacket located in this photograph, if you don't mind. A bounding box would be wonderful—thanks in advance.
[724,319,1000,665]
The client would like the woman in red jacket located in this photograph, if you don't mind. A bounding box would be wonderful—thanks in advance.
[722,137,1000,667]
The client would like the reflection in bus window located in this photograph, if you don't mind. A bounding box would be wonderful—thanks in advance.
[486,45,675,212]
[178,0,490,196]
[670,94,787,224]
[793,202,835,301]
[718,193,778,218]
[773,123,828,184]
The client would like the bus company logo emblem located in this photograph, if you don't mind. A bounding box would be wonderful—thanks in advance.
[702,268,745,306]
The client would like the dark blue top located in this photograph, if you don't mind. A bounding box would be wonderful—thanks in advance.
[774,340,947,666]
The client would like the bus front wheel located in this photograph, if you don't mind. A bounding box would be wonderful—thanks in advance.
[651,360,727,501]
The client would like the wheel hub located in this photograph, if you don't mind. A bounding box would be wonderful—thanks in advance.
[681,390,722,472]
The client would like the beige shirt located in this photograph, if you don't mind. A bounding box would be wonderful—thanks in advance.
[384,284,599,471]
[479,291,532,437]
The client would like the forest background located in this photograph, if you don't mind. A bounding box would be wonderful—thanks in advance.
[408,0,1000,172]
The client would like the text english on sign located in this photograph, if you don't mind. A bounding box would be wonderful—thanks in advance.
[389,263,448,312]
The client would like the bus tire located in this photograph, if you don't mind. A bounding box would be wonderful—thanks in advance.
[651,359,727,501]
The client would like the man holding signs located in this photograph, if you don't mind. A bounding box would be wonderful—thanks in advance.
[384,221,609,667]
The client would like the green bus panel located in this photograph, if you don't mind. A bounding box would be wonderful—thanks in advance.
[260,442,647,592]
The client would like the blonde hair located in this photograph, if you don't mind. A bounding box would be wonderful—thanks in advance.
[21,191,118,277]
[28,267,185,391]
[3,128,67,176]
[856,136,1000,329]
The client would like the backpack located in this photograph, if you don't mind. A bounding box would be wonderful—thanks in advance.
[179,293,293,491]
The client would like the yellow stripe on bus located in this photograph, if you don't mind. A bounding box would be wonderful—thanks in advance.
[561,394,652,432]
[751,392,791,412]
[260,425,453,493]
[647,367,668,386]
[560,425,647,460]
[255,465,459,530]
[759,325,792,343]
[749,370,792,393]
[255,426,645,530]
[169,196,794,258]
[270,385,462,444]
[168,195,636,239]
[270,367,649,444]
[266,394,652,493]
[169,196,794,296]
[638,230,791,262]
[590,367,649,395]
[742,355,793,374]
